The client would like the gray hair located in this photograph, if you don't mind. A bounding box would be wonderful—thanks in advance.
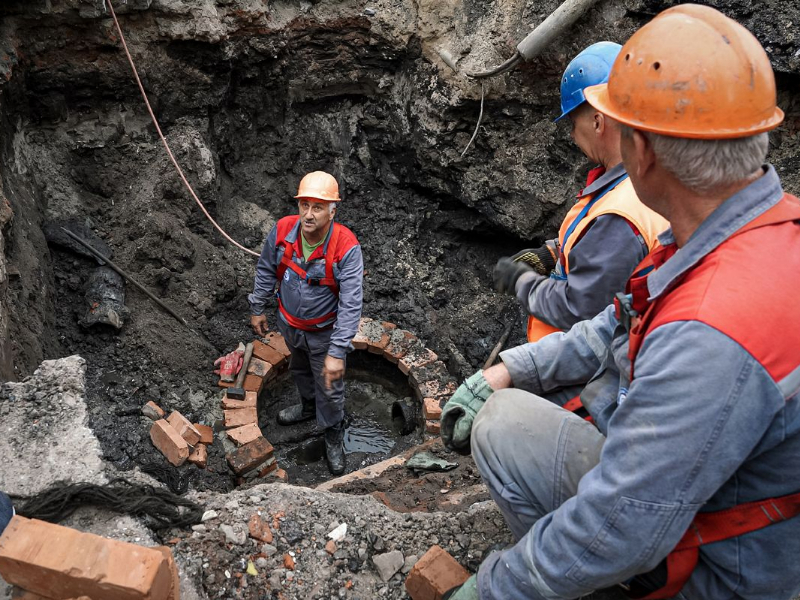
[621,126,768,194]
[328,202,338,214]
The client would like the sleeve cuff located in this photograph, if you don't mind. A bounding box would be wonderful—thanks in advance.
[499,345,542,393]
[327,344,348,359]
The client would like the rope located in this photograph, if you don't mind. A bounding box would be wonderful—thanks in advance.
[460,81,485,158]
[141,461,191,496]
[105,0,260,258]
[12,479,203,530]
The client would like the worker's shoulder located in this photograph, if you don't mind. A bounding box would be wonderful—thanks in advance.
[334,222,360,249]
[276,215,300,230]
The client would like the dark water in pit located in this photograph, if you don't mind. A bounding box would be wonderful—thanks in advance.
[259,351,423,486]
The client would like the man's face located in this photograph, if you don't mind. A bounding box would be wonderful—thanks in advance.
[298,200,335,237]
[568,106,599,163]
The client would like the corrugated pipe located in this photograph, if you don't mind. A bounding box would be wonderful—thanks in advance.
[468,0,603,79]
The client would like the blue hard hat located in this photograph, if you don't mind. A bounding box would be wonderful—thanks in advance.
[555,41,622,122]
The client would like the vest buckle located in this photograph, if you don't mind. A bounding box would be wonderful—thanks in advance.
[614,292,638,333]
[306,276,321,286]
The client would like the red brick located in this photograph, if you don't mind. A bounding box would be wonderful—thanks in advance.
[283,554,295,570]
[222,391,257,410]
[248,514,273,543]
[226,437,274,475]
[358,320,397,355]
[247,357,274,379]
[399,347,438,375]
[150,420,189,466]
[227,423,262,446]
[252,340,286,367]
[0,516,173,600]
[382,329,417,363]
[194,424,214,445]
[142,401,165,421]
[243,373,265,394]
[325,540,337,555]
[422,398,443,420]
[257,457,278,477]
[351,317,373,350]
[264,332,291,358]
[166,411,201,446]
[152,546,180,600]
[408,361,448,387]
[272,468,288,482]
[405,545,470,600]
[425,420,441,434]
[217,378,233,389]
[224,407,258,428]
[188,444,208,469]
[416,380,457,402]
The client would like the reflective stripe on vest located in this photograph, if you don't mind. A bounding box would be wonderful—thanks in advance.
[527,175,668,343]
[621,193,800,599]
[275,221,341,331]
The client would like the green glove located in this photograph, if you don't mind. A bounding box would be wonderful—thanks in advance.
[440,371,494,455]
[442,574,478,600]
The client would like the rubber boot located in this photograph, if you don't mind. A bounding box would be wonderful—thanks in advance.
[277,399,316,426]
[324,420,346,475]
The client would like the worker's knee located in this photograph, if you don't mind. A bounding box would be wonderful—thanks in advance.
[0,491,13,535]
[472,388,532,461]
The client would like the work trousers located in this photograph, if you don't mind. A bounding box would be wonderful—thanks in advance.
[277,320,345,429]
[0,491,13,536]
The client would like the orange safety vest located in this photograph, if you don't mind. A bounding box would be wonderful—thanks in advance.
[527,175,668,342]
[616,193,800,599]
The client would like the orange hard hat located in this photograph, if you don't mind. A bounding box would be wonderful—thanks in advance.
[295,171,340,202]
[584,4,784,139]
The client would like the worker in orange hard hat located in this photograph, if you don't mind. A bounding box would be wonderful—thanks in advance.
[249,171,364,475]
[443,5,800,600]
[492,42,667,347]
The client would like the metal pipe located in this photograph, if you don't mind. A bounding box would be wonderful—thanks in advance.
[468,0,603,79]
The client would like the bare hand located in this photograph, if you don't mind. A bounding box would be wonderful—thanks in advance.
[322,355,345,390]
[250,314,268,337]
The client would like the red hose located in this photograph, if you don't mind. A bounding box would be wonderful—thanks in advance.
[106,0,260,258]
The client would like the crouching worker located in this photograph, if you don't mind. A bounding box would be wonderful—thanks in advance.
[441,6,800,599]
[249,171,364,475]
[0,491,13,535]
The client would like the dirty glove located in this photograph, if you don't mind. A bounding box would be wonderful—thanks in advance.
[442,574,478,600]
[493,257,534,294]
[213,343,245,382]
[441,371,494,455]
[511,242,558,276]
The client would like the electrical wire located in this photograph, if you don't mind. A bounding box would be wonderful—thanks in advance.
[460,82,485,158]
[105,0,260,258]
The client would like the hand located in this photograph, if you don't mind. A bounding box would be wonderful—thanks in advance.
[322,355,345,390]
[510,244,557,276]
[440,371,494,455]
[251,314,268,337]
[442,575,478,600]
[493,257,534,294]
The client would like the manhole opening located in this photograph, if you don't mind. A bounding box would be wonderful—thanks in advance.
[257,350,423,487]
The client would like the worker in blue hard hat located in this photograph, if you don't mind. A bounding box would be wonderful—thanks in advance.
[493,42,667,344]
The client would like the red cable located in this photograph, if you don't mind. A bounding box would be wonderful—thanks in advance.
[106,0,260,258]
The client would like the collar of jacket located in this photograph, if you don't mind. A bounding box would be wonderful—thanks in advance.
[284,218,336,261]
[579,162,628,198]
[647,164,784,301]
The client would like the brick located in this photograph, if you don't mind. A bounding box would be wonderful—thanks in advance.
[408,361,448,388]
[359,320,396,355]
[248,514,273,543]
[252,340,285,367]
[257,457,278,477]
[194,424,214,445]
[142,401,165,421]
[166,411,201,447]
[224,407,258,428]
[150,420,189,466]
[416,380,457,402]
[243,374,265,394]
[226,437,274,475]
[283,554,295,570]
[422,398,443,420]
[382,329,417,363]
[152,546,181,600]
[405,545,470,600]
[247,357,273,379]
[399,347,438,376]
[264,332,291,358]
[221,391,257,410]
[188,444,208,469]
[227,423,262,446]
[217,378,233,389]
[272,467,288,482]
[425,420,441,434]
[0,516,173,600]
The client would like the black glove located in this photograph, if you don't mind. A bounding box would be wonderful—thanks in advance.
[510,244,557,276]
[493,257,534,294]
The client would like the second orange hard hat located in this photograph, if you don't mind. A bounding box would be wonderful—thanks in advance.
[295,171,340,202]
[584,4,784,139]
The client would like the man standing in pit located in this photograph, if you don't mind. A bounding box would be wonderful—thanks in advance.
[249,171,363,475]
[442,5,800,599]
[494,42,667,343]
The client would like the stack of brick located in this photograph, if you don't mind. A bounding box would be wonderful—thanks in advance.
[221,389,277,480]
[354,318,457,436]
[0,516,180,600]
[405,545,470,600]
[145,402,212,469]
[216,333,291,394]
